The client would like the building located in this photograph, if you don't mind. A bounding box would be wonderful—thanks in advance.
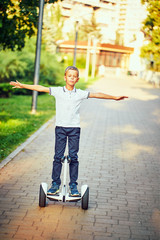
[61,0,146,46]
[58,40,134,69]
[117,0,147,46]
[117,0,147,73]
[61,0,117,44]
[45,0,146,72]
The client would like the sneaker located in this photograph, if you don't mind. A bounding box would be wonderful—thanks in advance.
[69,183,81,197]
[47,182,60,195]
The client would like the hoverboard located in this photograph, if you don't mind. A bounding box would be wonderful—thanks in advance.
[39,156,89,210]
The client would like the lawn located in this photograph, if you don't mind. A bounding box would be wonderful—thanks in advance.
[0,94,55,161]
[0,77,97,162]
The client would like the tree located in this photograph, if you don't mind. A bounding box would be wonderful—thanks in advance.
[0,0,59,51]
[141,0,160,70]
[65,11,102,42]
[42,0,64,53]
[79,12,102,41]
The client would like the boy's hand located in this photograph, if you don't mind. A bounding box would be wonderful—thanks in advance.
[115,96,128,101]
[10,80,23,89]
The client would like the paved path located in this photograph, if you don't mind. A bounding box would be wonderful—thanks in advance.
[0,73,160,240]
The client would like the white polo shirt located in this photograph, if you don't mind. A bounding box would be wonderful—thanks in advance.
[49,86,90,127]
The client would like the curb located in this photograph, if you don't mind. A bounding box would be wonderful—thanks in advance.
[0,117,55,170]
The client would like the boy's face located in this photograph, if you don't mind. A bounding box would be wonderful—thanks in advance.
[64,69,79,87]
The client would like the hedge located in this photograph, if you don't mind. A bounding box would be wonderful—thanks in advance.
[0,82,50,98]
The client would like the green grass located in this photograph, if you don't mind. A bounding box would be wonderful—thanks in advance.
[0,94,55,161]
[0,76,98,162]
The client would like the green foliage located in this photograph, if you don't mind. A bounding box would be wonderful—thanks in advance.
[0,0,59,51]
[76,56,87,69]
[141,0,160,71]
[40,49,64,85]
[0,51,27,82]
[61,53,93,78]
[62,53,92,74]
[0,83,13,97]
[141,42,160,65]
[43,1,64,51]
[0,36,65,94]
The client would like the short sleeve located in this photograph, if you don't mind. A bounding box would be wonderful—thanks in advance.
[77,89,90,100]
[49,87,61,97]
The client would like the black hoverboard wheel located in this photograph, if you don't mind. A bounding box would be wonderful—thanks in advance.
[39,183,46,207]
[81,186,89,210]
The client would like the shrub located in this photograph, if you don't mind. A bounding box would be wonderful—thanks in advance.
[0,83,13,98]
[0,37,64,97]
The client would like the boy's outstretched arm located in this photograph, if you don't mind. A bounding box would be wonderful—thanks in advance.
[10,80,50,93]
[89,92,128,101]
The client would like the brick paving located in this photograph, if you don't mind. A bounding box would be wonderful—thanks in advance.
[0,72,160,240]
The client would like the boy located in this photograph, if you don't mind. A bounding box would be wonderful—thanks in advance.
[10,66,128,197]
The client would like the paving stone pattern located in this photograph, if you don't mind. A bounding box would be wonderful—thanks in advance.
[0,73,160,240]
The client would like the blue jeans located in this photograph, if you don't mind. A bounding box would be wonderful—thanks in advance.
[52,126,81,185]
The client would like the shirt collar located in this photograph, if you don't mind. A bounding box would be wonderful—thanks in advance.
[63,86,76,92]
